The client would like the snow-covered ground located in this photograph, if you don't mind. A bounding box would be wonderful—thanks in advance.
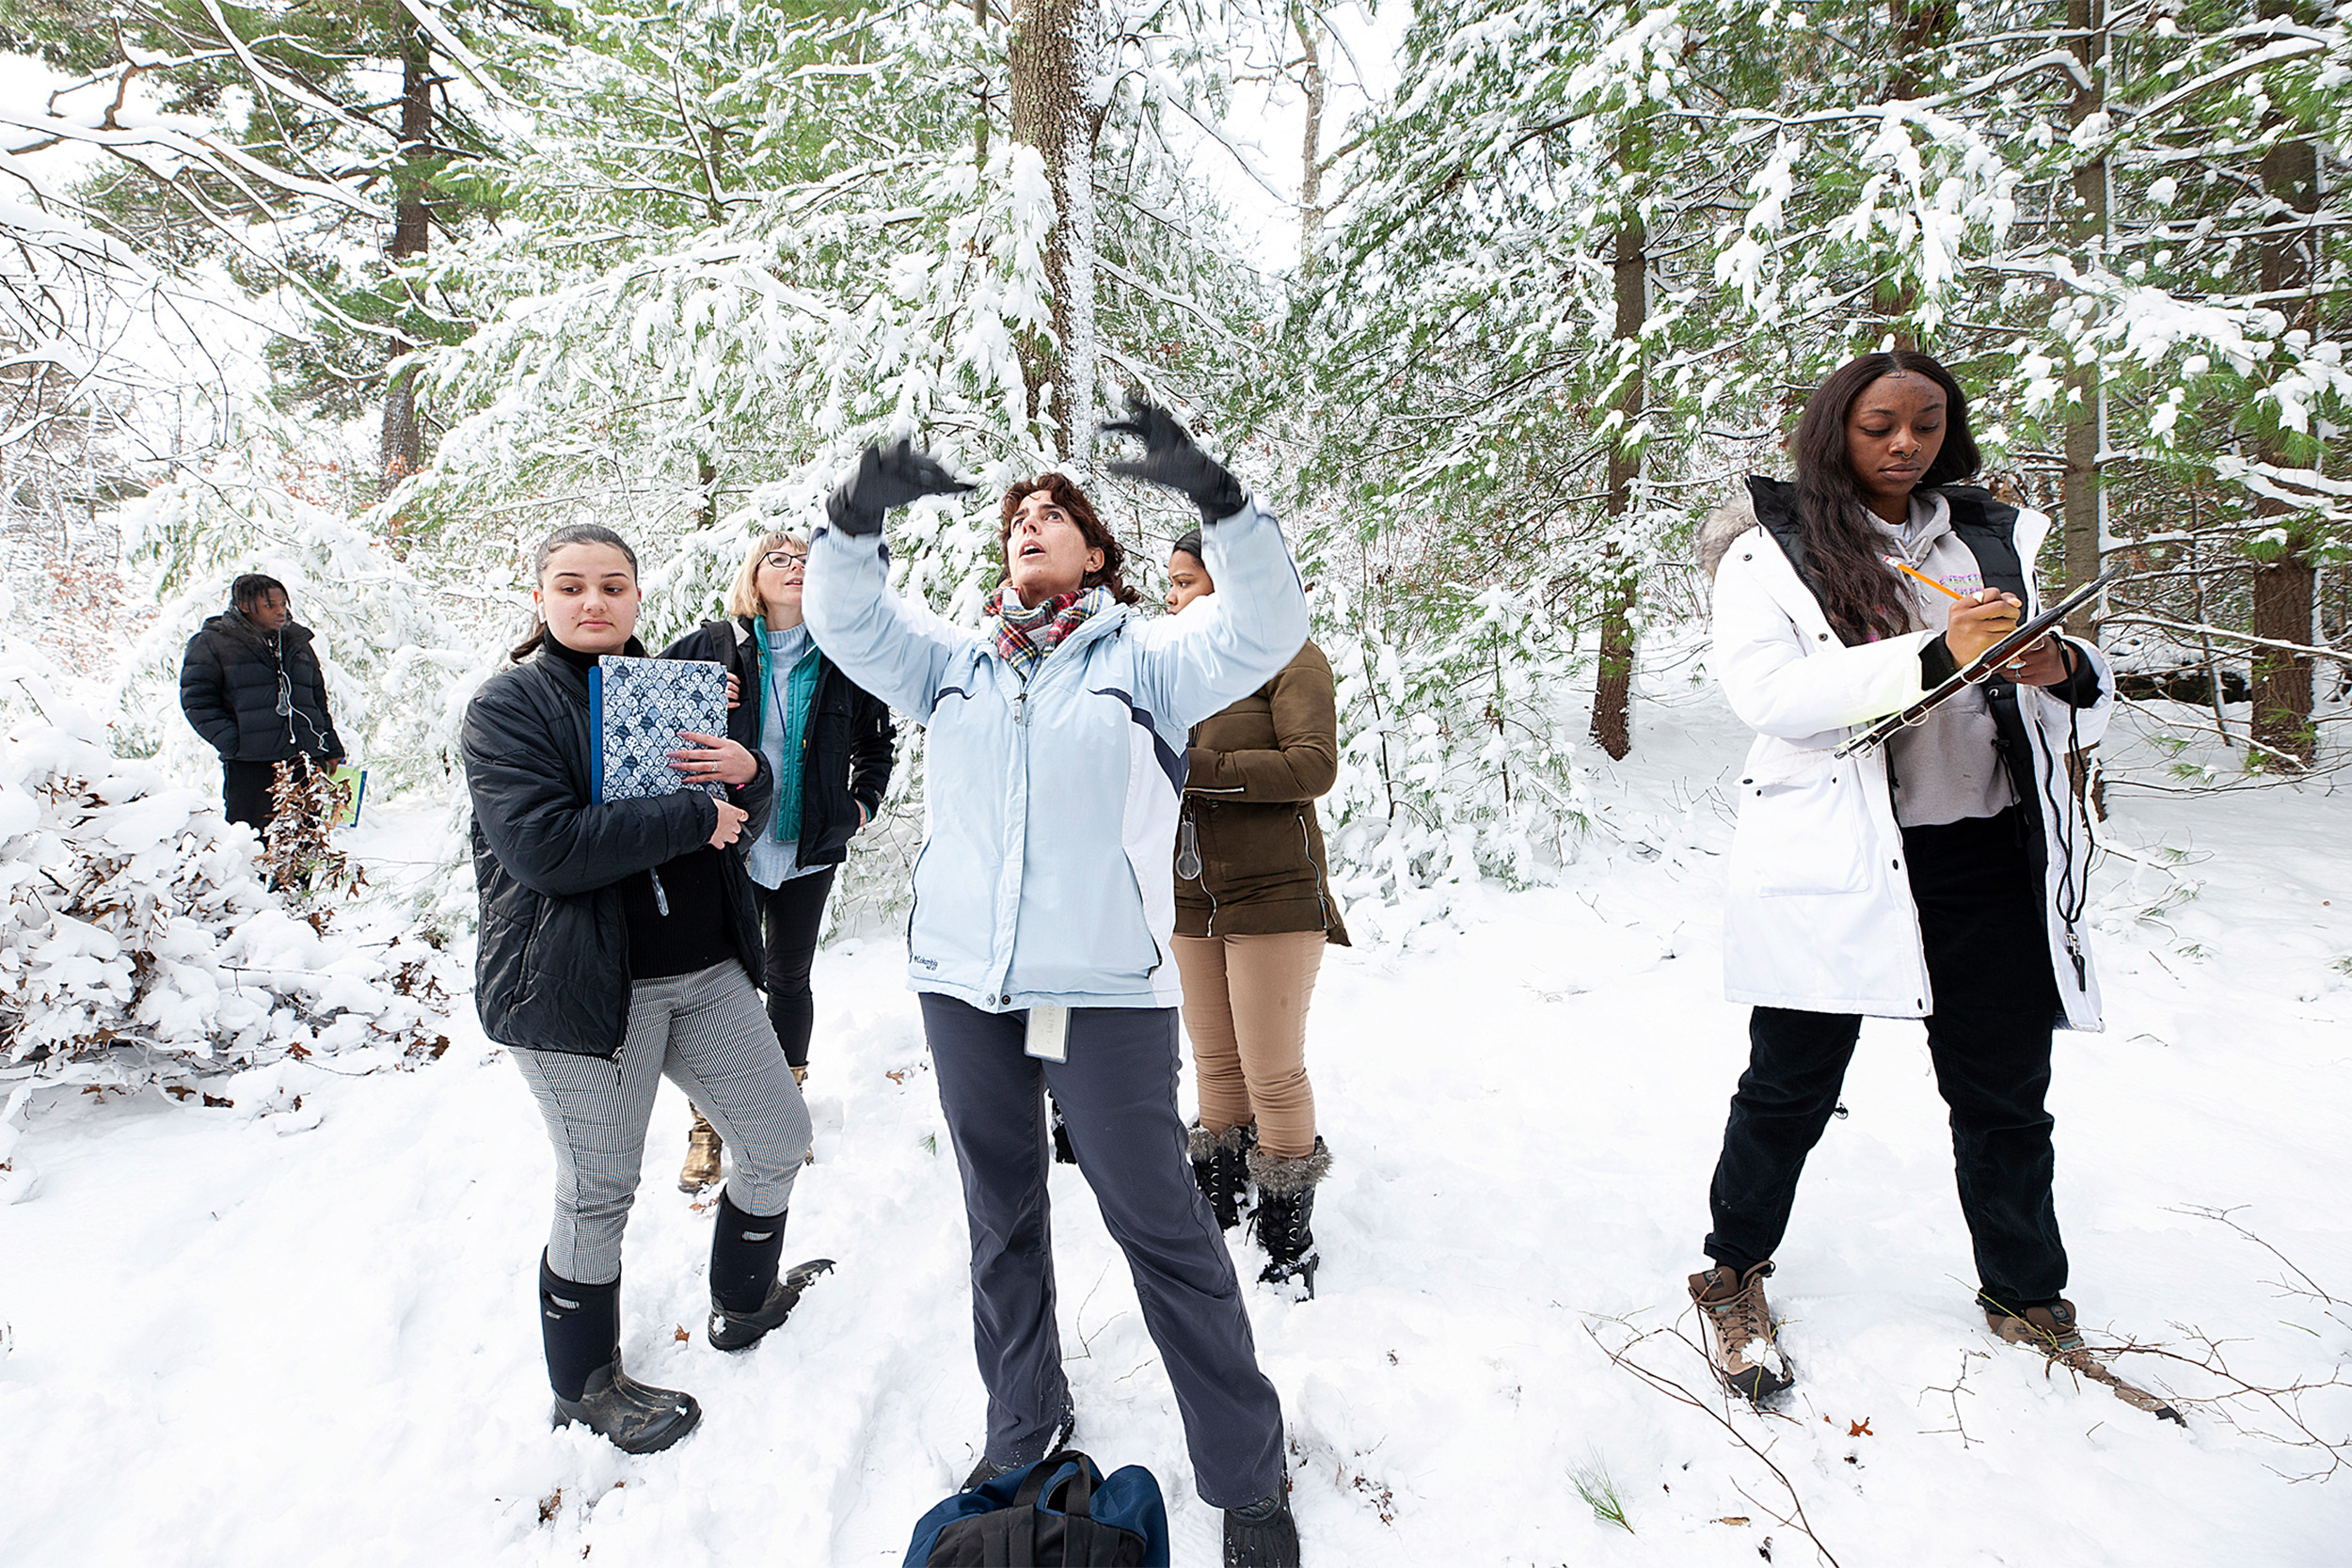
[3,671,2347,1567]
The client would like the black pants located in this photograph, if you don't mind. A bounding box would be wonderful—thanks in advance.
[758,867,836,1069]
[1704,808,2069,1310]
[223,755,309,836]
[917,994,1285,1508]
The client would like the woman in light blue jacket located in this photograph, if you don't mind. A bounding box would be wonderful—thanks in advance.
[804,395,1311,1568]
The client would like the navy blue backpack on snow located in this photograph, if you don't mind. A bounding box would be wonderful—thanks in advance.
[904,1449,1169,1567]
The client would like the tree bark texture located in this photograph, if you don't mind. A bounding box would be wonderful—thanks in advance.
[1009,0,1096,459]
[2249,103,2321,765]
[1590,211,1646,762]
[973,0,992,170]
[1294,3,1327,274]
[2060,0,2107,638]
[379,20,432,498]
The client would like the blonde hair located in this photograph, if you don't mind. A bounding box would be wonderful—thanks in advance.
[726,530,807,620]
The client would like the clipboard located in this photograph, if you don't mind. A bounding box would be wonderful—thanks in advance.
[1834,564,2124,760]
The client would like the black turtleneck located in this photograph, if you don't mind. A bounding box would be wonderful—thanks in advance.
[544,632,603,673]
[547,628,739,982]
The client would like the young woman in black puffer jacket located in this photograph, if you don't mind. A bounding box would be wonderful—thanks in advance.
[462,523,828,1456]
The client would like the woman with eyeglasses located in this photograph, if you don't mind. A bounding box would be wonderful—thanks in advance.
[660,532,898,1191]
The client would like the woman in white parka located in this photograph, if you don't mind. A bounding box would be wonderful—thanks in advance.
[1685,350,2144,1409]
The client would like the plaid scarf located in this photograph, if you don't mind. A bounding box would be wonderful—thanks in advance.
[986,585,1101,683]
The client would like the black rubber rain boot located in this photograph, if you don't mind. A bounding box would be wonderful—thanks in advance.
[1188,1122,1252,1230]
[1248,1138,1330,1298]
[707,1191,835,1352]
[540,1254,700,1454]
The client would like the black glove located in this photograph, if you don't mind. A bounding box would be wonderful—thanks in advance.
[825,437,976,536]
[1098,389,1246,525]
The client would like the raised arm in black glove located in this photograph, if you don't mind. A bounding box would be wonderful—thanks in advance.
[825,437,977,536]
[1097,389,1247,526]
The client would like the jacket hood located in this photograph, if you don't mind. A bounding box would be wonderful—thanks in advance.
[1698,478,1799,580]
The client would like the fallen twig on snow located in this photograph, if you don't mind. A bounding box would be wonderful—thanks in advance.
[1584,1315,1843,1568]
[1916,1351,1989,1448]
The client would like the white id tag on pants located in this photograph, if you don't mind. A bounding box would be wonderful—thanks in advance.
[1025,1004,1070,1062]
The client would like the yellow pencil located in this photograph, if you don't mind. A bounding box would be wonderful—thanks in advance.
[1881,554,1968,601]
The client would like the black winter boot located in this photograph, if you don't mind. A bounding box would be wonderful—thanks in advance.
[1248,1138,1330,1297]
[1049,1092,1079,1165]
[707,1191,835,1352]
[539,1254,701,1454]
[1189,1122,1253,1230]
[1222,1485,1300,1567]
[961,1395,1077,1489]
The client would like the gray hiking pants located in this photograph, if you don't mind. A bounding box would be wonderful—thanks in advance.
[919,994,1286,1509]
[512,960,812,1283]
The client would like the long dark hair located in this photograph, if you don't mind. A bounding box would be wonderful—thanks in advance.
[998,473,1143,606]
[1790,350,1982,645]
[509,523,642,661]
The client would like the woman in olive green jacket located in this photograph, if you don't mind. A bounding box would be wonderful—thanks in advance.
[1166,530,1348,1297]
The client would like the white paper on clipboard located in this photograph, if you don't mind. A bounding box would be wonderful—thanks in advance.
[1025,1004,1070,1062]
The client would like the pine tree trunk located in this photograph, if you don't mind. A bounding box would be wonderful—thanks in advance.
[2249,29,2320,767]
[1589,209,1645,762]
[379,22,432,498]
[1009,0,1095,459]
[2059,0,2106,638]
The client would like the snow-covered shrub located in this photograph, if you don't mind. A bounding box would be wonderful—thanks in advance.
[0,703,457,1090]
[1324,582,1587,906]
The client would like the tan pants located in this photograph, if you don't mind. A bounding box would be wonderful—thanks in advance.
[1173,930,1325,1160]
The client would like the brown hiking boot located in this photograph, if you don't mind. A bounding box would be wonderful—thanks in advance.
[1689,1261,1792,1402]
[1986,1298,2091,1361]
[678,1107,723,1193]
[1985,1298,2185,1424]
[789,1064,808,1088]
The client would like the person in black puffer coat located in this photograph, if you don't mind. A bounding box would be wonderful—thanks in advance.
[659,528,897,1192]
[462,523,828,1457]
[178,574,344,834]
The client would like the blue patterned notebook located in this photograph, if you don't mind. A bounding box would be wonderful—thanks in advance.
[590,657,729,803]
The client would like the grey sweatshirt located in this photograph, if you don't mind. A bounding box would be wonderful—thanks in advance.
[1875,492,2016,829]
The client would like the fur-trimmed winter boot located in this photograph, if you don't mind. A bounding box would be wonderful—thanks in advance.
[678,1106,722,1193]
[539,1253,701,1454]
[1189,1122,1254,1230]
[1248,1136,1330,1296]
